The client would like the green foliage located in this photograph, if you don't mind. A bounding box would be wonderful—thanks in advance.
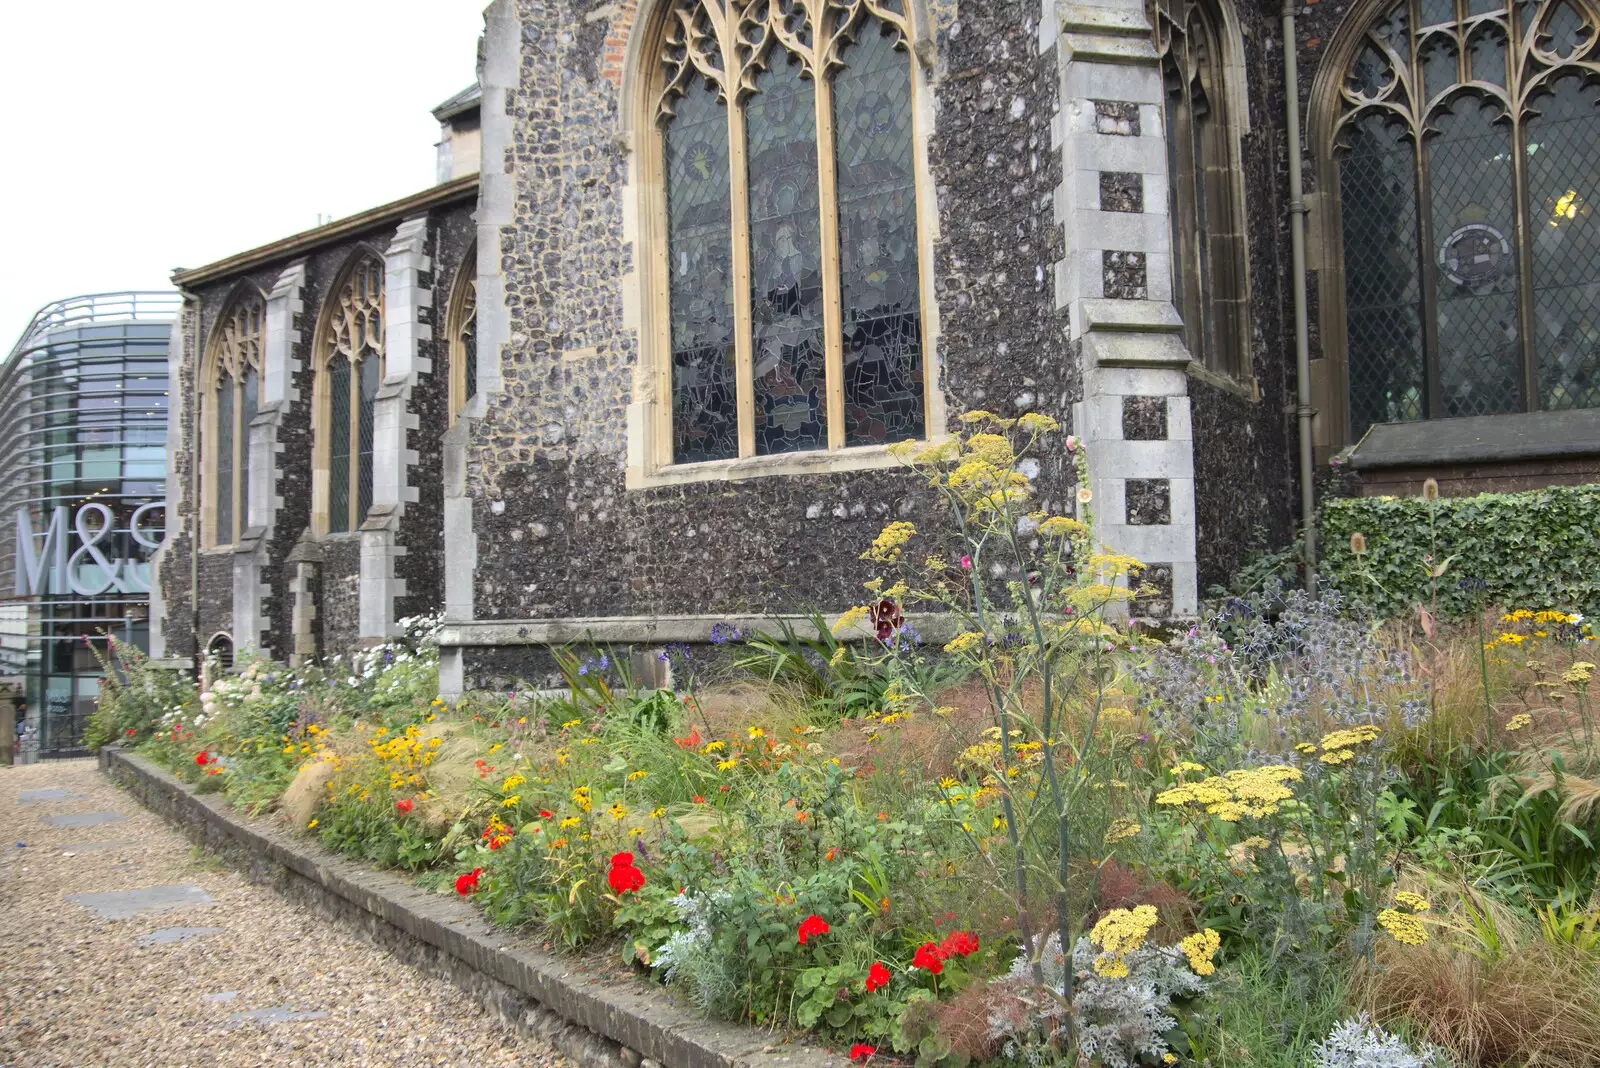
[1321,484,1600,618]
[83,639,196,751]
[1184,949,1353,1067]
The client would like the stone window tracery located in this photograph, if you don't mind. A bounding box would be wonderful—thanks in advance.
[650,0,931,466]
[447,247,478,425]
[1322,0,1600,441]
[203,291,263,548]
[1151,0,1249,379]
[314,253,384,534]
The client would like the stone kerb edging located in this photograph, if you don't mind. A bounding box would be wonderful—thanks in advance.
[100,747,840,1068]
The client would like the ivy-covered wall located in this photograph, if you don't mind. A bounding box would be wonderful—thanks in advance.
[1320,485,1600,618]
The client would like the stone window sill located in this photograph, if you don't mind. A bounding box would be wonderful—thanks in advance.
[625,442,926,490]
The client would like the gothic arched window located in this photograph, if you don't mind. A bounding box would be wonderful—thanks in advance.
[1152,0,1250,379]
[314,253,384,534]
[447,246,478,424]
[649,0,931,465]
[203,290,263,548]
[1323,0,1600,442]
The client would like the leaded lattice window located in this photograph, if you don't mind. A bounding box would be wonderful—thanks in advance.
[317,254,384,534]
[1151,0,1249,378]
[448,249,478,424]
[653,0,929,465]
[1330,0,1600,441]
[204,293,263,547]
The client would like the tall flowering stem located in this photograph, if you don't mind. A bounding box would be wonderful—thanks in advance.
[851,412,1148,1047]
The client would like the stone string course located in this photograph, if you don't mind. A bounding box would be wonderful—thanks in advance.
[101,747,842,1068]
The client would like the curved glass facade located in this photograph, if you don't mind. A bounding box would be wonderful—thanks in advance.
[0,292,175,760]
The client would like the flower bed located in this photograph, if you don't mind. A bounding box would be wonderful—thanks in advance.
[97,421,1600,1067]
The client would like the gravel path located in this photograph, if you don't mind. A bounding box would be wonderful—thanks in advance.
[1,759,565,1068]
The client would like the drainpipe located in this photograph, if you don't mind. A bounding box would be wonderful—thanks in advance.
[1283,0,1318,594]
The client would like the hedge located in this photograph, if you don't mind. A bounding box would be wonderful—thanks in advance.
[1319,483,1600,619]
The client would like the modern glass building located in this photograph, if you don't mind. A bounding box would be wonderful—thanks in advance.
[0,292,175,761]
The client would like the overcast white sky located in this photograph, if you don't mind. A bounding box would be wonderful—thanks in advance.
[0,0,488,347]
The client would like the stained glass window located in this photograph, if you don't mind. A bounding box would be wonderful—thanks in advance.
[205,293,263,547]
[328,355,352,533]
[1328,0,1600,441]
[655,0,929,464]
[319,254,383,533]
[666,78,738,462]
[835,20,925,445]
[216,371,234,543]
[1151,0,1248,378]
[448,251,479,425]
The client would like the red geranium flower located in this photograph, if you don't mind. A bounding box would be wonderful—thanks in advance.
[539,810,554,819]
[607,852,645,894]
[849,1045,876,1062]
[911,942,945,973]
[865,961,891,993]
[455,867,483,895]
[692,795,706,804]
[797,914,831,945]
[194,752,209,766]
[939,931,979,958]
[396,799,415,814]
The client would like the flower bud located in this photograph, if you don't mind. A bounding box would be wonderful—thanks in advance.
[1350,532,1367,554]
[1422,477,1439,501]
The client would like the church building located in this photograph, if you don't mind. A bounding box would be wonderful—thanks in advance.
[151,0,1600,690]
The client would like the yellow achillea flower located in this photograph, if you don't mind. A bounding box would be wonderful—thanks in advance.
[862,521,917,562]
[1393,891,1431,913]
[1156,765,1302,821]
[1319,749,1356,765]
[1104,818,1142,844]
[1038,515,1086,538]
[1317,725,1380,750]
[1505,713,1533,732]
[1563,662,1595,684]
[1179,929,1221,975]
[944,631,985,655]
[1170,761,1206,775]
[1089,905,1159,978]
[832,605,871,636]
[1017,412,1060,434]
[1377,907,1428,945]
[1294,742,1318,754]
[964,433,1015,467]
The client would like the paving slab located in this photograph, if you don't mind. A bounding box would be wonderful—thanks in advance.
[227,1005,330,1024]
[18,789,78,804]
[202,990,239,1003]
[41,811,126,828]
[55,840,129,853]
[135,926,225,947]
[64,884,214,920]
